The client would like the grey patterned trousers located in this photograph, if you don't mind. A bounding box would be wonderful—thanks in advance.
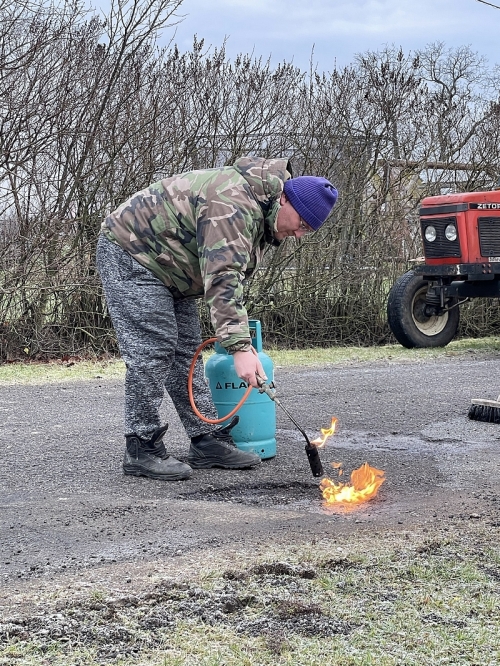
[96,234,218,439]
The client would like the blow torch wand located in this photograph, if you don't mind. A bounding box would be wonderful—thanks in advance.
[257,377,324,478]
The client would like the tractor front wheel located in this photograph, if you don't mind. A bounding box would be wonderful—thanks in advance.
[387,270,460,348]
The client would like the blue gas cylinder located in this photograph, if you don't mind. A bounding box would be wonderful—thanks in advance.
[205,320,276,459]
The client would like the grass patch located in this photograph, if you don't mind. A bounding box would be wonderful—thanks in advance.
[0,358,126,384]
[1,526,499,665]
[268,335,500,367]
[0,337,499,384]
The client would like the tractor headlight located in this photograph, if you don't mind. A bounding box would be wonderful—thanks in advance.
[424,225,437,242]
[445,223,457,241]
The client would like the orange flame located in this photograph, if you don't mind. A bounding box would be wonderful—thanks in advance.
[311,417,338,448]
[320,463,385,507]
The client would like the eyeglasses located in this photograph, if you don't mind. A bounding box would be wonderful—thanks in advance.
[298,217,314,234]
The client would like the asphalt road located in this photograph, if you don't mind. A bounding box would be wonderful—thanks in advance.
[2,351,500,594]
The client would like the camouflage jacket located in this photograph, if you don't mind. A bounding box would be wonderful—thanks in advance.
[101,156,290,348]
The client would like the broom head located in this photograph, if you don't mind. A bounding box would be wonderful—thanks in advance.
[468,398,500,423]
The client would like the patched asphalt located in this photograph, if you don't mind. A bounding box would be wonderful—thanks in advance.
[1,350,500,592]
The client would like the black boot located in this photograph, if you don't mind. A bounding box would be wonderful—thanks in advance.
[188,416,261,469]
[123,424,192,481]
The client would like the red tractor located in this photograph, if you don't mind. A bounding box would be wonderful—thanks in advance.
[387,189,500,347]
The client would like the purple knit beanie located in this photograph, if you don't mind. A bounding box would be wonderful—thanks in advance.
[283,176,338,230]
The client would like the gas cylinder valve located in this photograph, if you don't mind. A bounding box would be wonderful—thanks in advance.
[257,379,277,400]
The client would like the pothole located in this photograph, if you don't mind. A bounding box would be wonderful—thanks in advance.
[178,481,321,506]
[177,481,391,515]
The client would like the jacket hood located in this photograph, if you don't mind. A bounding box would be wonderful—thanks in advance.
[233,156,291,212]
[233,156,291,245]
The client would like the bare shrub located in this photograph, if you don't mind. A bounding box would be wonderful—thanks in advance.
[1,3,500,358]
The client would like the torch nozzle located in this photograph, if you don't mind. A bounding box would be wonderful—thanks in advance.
[256,376,324,477]
[304,443,324,477]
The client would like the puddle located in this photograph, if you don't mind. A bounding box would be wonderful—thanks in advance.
[278,423,494,454]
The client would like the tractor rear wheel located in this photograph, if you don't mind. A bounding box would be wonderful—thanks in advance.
[387,270,460,348]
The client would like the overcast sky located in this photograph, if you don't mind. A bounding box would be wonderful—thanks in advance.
[166,0,499,71]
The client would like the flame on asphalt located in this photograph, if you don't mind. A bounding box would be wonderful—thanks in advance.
[320,463,385,508]
[312,417,385,508]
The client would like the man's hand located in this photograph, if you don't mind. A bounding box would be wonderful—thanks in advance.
[232,350,267,388]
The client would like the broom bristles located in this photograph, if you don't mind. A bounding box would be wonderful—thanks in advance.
[468,401,500,423]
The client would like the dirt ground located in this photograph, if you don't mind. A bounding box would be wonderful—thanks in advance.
[1,350,500,633]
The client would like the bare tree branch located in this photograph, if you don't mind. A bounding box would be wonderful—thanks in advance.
[476,0,500,8]
[1,5,500,357]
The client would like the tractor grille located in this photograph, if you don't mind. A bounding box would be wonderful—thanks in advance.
[421,216,461,259]
[478,216,500,257]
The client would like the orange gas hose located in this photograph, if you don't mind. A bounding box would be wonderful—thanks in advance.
[187,337,254,424]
